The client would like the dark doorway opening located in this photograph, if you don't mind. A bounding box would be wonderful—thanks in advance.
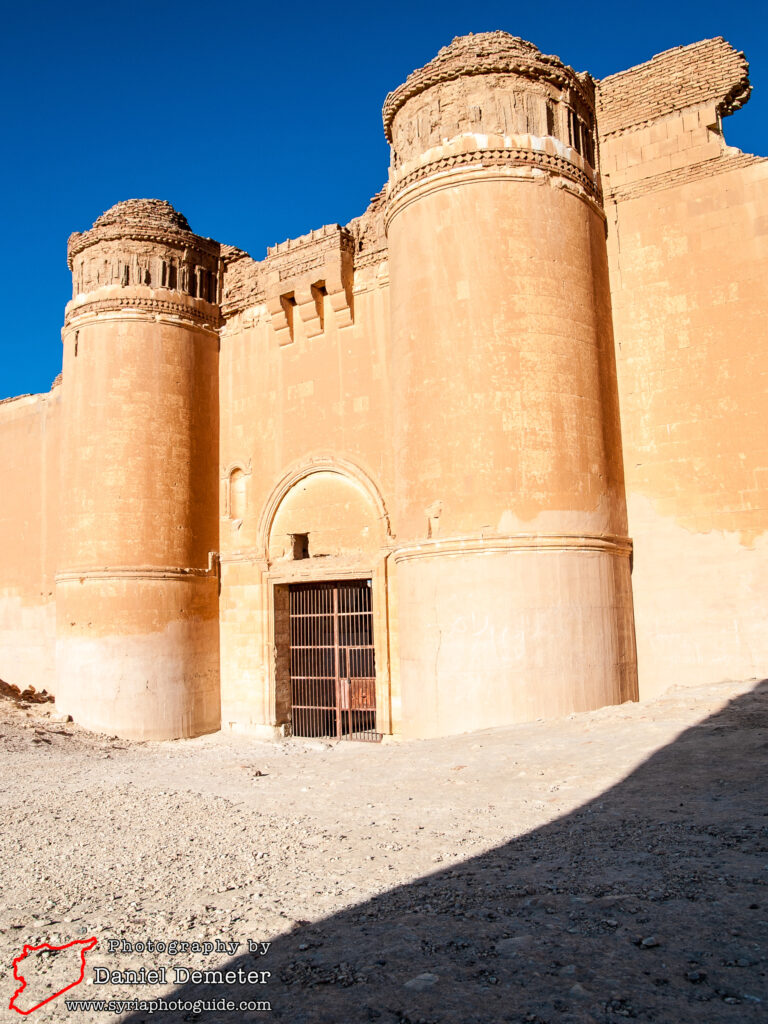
[288,579,379,742]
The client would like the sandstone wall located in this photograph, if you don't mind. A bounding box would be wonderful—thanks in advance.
[599,39,768,697]
[55,201,222,740]
[0,386,60,690]
[381,33,636,737]
[218,216,396,736]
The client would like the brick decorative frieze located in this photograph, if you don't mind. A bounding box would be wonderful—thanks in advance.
[386,141,601,215]
[383,33,597,173]
[64,294,221,330]
[67,199,221,306]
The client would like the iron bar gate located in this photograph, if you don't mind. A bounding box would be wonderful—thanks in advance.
[289,580,380,742]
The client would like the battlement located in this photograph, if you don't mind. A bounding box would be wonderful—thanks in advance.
[267,223,354,258]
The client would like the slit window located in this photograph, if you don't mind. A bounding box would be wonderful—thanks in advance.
[281,293,297,341]
[312,282,327,331]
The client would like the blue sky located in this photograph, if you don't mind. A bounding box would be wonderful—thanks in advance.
[2,0,766,400]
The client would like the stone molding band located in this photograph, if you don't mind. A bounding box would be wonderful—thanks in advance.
[393,533,632,564]
[385,147,601,225]
[56,560,219,584]
[64,296,221,330]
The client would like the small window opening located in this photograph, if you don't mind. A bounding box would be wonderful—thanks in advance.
[311,282,327,331]
[121,264,130,286]
[583,122,595,168]
[74,331,79,358]
[291,533,309,560]
[545,102,556,137]
[281,293,297,341]
[168,262,178,289]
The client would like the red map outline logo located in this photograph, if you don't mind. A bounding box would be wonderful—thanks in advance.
[9,937,97,1015]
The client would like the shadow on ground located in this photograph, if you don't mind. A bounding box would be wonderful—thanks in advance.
[121,682,768,1023]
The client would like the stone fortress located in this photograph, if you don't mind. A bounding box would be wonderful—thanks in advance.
[0,32,765,741]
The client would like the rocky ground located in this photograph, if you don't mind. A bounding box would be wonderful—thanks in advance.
[1,678,766,1023]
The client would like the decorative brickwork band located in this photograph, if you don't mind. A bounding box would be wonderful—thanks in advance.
[64,296,221,330]
[385,143,602,223]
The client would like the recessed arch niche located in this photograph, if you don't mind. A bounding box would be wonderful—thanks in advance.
[267,469,386,564]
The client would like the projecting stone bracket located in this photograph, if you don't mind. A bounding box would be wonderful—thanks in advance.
[264,225,354,345]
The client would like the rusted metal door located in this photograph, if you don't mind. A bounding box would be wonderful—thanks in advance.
[289,580,380,742]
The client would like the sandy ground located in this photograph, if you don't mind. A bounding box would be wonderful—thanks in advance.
[1,677,766,1023]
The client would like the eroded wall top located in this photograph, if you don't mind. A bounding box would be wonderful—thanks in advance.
[596,37,751,139]
[67,199,221,305]
[382,31,596,169]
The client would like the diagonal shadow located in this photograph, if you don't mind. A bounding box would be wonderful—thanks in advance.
[120,681,768,1024]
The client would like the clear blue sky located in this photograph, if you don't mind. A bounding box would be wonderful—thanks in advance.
[2,0,766,400]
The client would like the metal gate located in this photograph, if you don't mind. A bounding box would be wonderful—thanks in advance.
[289,579,380,742]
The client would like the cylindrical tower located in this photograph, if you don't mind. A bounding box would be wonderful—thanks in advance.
[383,33,638,737]
[56,200,221,740]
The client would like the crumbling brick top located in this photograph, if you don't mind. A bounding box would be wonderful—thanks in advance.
[93,199,192,233]
[597,37,751,137]
[67,199,219,266]
[382,31,592,142]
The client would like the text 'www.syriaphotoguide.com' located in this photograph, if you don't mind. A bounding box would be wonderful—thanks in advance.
[64,997,271,1014]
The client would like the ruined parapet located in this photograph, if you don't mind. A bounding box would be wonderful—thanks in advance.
[596,37,750,139]
[596,39,756,202]
[347,189,389,270]
[382,33,637,737]
[262,225,355,344]
[219,245,264,320]
[383,32,599,200]
[56,200,221,740]
[66,199,221,324]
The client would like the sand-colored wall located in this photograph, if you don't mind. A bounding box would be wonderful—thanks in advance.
[600,40,768,697]
[55,283,221,740]
[0,387,60,690]
[218,252,394,733]
[380,32,638,737]
[3,35,765,742]
[385,157,636,734]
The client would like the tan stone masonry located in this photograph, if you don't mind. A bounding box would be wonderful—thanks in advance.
[0,32,764,739]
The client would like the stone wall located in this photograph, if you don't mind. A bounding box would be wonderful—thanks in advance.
[0,31,764,739]
[599,39,768,697]
[0,385,60,690]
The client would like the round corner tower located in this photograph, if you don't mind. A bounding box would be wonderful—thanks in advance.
[56,200,221,740]
[383,33,638,736]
